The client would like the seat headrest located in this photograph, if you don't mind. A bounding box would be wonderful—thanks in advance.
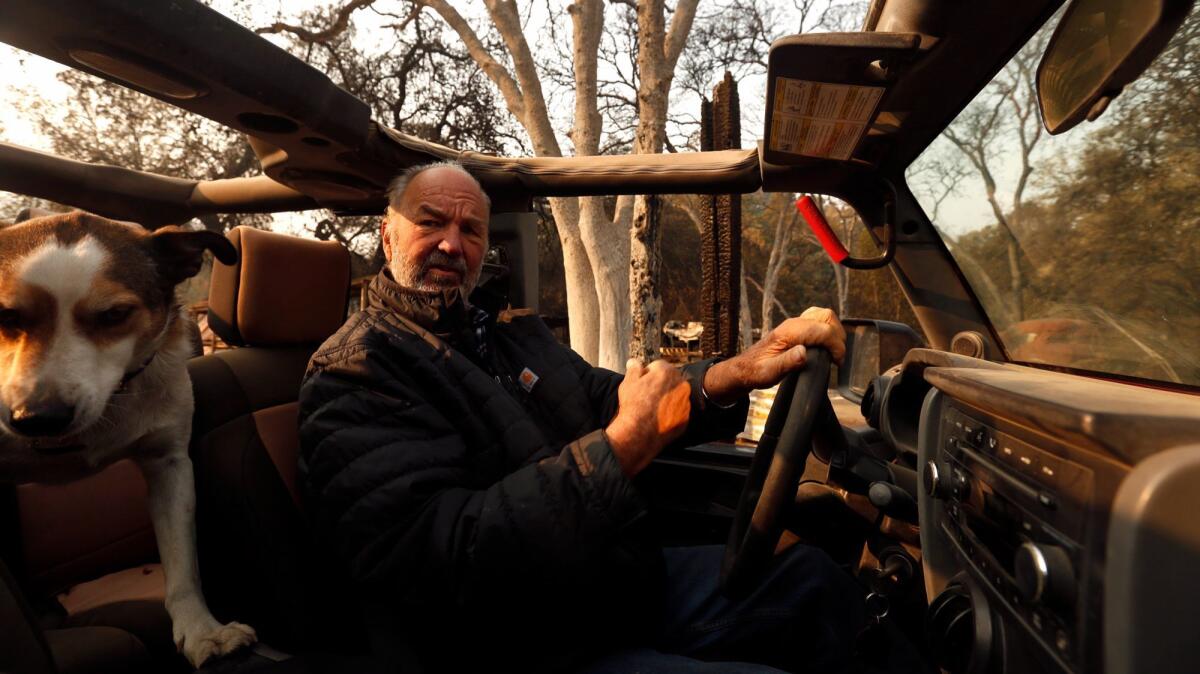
[208,227,350,347]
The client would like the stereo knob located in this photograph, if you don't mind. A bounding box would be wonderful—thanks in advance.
[925,461,969,500]
[1014,542,1075,608]
[924,461,947,499]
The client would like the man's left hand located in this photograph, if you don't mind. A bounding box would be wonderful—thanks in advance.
[702,307,846,406]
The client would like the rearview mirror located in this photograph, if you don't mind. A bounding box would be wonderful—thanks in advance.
[1037,0,1193,134]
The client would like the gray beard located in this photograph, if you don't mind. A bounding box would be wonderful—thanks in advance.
[389,249,481,299]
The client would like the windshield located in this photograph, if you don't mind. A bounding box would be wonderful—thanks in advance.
[907,8,1200,386]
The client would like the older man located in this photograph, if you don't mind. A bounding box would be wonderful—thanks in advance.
[298,162,863,673]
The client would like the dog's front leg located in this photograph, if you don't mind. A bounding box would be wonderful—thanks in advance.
[138,449,256,668]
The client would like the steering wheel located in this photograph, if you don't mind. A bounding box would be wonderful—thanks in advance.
[720,346,841,598]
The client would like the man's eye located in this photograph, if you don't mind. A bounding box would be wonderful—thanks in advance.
[419,219,440,228]
[0,308,23,332]
[96,305,134,327]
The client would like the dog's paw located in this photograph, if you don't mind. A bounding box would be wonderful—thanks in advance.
[177,620,257,668]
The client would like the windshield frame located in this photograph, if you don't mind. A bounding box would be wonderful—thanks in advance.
[898,13,1200,394]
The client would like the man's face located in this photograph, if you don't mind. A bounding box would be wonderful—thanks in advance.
[382,167,489,296]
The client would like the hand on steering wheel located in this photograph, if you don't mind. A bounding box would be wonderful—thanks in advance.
[720,347,844,598]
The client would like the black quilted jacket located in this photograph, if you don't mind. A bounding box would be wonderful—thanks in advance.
[298,270,749,670]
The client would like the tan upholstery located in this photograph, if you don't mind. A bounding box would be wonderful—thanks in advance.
[13,462,170,672]
[189,227,359,652]
[57,564,164,617]
[53,565,174,665]
[17,460,156,594]
[208,226,351,347]
[252,403,303,508]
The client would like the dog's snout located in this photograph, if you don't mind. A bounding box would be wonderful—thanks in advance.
[9,401,76,437]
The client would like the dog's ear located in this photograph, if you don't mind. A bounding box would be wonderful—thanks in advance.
[149,226,239,284]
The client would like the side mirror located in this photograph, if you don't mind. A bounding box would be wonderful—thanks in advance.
[1037,0,1193,134]
[837,318,925,403]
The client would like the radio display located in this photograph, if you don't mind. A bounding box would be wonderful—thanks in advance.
[958,474,1028,578]
[963,494,1021,576]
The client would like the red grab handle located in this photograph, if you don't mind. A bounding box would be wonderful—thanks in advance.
[796,196,849,264]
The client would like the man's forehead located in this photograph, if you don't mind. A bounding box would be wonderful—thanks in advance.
[409,167,483,196]
[402,180,488,221]
[409,184,484,205]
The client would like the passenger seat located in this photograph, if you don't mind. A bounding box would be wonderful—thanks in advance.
[4,457,172,672]
[187,226,362,656]
[0,225,362,673]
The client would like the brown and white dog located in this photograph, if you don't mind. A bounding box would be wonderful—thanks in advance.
[0,212,256,667]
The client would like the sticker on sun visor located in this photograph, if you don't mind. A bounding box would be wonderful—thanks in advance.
[768,78,884,160]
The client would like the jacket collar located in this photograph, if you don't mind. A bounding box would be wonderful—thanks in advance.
[367,267,474,334]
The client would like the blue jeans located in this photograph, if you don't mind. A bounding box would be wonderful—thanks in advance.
[579,544,865,673]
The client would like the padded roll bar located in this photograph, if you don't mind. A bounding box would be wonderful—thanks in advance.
[0,142,317,226]
[376,126,763,197]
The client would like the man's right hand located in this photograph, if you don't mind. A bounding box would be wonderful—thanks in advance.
[605,359,691,477]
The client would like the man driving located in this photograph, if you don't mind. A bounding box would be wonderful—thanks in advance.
[298,161,864,673]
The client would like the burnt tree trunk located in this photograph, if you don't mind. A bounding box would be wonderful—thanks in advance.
[699,72,742,359]
[629,194,663,362]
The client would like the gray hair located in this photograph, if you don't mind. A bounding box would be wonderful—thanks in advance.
[385,160,491,212]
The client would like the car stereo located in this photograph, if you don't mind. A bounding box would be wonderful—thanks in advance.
[926,404,1096,674]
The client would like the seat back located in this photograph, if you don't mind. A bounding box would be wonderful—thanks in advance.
[189,226,360,654]
[12,461,156,597]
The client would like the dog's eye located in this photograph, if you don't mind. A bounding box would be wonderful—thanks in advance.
[96,305,135,327]
[0,308,22,332]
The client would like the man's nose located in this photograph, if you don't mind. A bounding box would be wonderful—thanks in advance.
[438,227,463,257]
[9,399,76,437]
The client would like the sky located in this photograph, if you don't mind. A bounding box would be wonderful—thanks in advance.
[0,0,1044,237]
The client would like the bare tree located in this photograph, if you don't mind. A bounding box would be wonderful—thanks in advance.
[680,0,861,97]
[257,1,530,274]
[409,0,699,369]
[627,0,700,362]
[260,2,519,155]
[758,193,796,333]
[940,36,1046,321]
[738,259,754,349]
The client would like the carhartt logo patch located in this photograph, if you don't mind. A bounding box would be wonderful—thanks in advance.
[518,367,539,392]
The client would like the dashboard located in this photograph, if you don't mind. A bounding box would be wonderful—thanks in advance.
[872,349,1200,674]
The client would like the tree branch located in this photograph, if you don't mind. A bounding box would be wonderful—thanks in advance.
[481,0,562,156]
[256,0,378,43]
[418,0,530,132]
[745,274,790,317]
[568,0,604,156]
[663,0,701,72]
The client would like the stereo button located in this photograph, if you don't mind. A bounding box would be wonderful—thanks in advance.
[970,427,987,448]
[1055,630,1070,653]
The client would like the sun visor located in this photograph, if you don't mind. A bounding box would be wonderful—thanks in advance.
[762,32,923,167]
